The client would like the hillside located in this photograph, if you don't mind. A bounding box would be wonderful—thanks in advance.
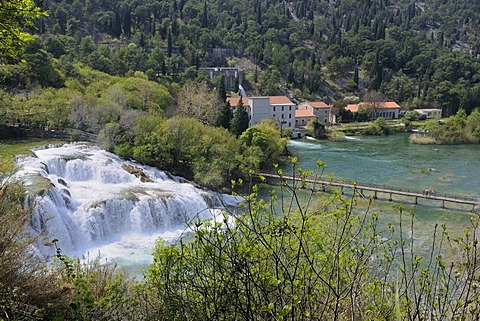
[2,0,480,116]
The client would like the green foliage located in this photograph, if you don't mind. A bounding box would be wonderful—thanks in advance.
[129,115,273,189]
[230,100,249,138]
[419,108,480,144]
[112,75,171,114]
[240,119,287,168]
[306,118,327,139]
[365,117,390,135]
[53,243,138,320]
[0,0,46,60]
[144,163,480,320]
[0,183,67,319]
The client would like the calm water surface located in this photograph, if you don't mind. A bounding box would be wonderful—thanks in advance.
[286,133,480,198]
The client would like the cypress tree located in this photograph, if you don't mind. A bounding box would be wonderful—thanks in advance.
[230,98,249,137]
[354,60,359,86]
[167,31,173,57]
[202,0,208,28]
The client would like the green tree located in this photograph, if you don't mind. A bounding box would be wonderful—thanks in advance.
[230,98,249,137]
[240,119,287,167]
[0,0,46,60]
[465,108,480,142]
[132,116,173,167]
[306,118,327,138]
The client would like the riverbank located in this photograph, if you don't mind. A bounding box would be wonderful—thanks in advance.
[0,138,66,174]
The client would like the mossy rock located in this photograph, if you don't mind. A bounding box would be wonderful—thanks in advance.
[121,164,153,183]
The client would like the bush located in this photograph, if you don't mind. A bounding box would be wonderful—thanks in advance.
[145,161,480,320]
[0,183,68,319]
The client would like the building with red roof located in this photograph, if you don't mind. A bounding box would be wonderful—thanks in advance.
[226,96,296,128]
[297,101,333,125]
[345,101,401,120]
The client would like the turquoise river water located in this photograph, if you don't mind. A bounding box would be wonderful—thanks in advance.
[270,133,480,254]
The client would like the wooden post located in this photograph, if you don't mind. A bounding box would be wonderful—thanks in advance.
[374,191,377,199]
[415,196,418,204]
[341,187,344,195]
[389,193,392,201]
[442,200,445,209]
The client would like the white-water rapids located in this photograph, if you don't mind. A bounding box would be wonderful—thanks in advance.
[14,143,240,270]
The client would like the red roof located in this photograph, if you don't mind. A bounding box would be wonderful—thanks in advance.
[346,104,360,113]
[269,96,294,105]
[295,110,316,118]
[346,102,400,113]
[361,101,400,109]
[306,101,329,108]
[226,97,249,107]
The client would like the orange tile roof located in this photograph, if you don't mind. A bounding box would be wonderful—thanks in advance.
[295,110,316,118]
[346,102,400,112]
[226,97,249,107]
[269,96,294,105]
[361,101,400,109]
[306,101,329,108]
[346,104,359,113]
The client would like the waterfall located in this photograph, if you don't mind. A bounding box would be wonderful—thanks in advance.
[15,143,240,268]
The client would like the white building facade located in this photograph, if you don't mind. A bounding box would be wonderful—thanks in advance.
[297,101,332,124]
[227,96,296,128]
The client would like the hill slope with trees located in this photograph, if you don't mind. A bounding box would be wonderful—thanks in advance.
[2,0,477,114]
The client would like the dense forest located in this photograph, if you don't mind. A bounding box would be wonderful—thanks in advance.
[2,0,480,114]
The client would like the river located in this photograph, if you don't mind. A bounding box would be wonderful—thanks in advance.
[286,133,480,198]
[274,133,480,255]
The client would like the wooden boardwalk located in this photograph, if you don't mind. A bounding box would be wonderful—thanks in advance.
[258,172,480,211]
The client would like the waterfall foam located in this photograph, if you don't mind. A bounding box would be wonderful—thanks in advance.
[15,143,240,270]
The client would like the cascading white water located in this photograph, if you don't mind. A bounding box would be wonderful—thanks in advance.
[15,143,240,270]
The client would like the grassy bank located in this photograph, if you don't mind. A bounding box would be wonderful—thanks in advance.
[0,139,65,174]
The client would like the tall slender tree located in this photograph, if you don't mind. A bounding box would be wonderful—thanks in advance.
[230,98,249,137]
[201,0,208,28]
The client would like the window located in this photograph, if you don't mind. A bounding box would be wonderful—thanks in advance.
[273,114,275,118]
[288,122,291,127]
[289,114,292,118]
[273,106,276,112]
[289,106,292,111]
[282,106,284,111]
[281,114,284,119]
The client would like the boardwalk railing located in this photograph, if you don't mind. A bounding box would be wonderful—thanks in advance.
[257,171,480,211]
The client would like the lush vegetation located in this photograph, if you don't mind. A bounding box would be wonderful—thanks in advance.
[0,61,287,189]
[0,139,64,174]
[0,0,46,60]
[2,0,480,113]
[411,108,480,144]
[2,165,480,320]
[2,0,480,318]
